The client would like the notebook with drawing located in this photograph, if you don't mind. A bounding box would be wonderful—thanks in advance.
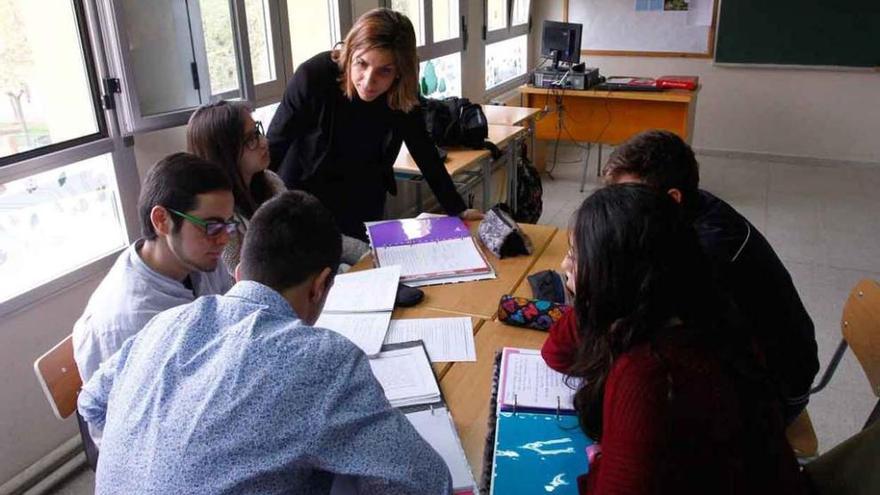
[366,216,495,284]
[488,347,591,495]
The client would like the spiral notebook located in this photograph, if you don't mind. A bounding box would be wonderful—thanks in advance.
[366,216,495,284]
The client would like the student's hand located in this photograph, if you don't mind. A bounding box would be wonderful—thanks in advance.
[458,208,484,221]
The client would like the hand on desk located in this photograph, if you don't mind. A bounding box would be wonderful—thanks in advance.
[458,208,484,221]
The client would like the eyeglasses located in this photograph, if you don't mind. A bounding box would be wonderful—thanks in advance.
[243,120,265,151]
[167,208,238,237]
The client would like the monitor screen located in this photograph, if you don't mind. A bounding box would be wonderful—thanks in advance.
[541,20,583,67]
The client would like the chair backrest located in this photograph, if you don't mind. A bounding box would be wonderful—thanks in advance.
[842,279,880,398]
[33,335,83,420]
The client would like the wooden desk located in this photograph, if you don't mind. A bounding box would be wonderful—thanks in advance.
[519,85,698,145]
[393,124,526,210]
[353,222,557,320]
[439,320,549,479]
[482,105,542,127]
[390,306,485,380]
[511,229,569,299]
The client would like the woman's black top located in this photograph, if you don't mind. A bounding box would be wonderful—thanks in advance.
[267,51,466,239]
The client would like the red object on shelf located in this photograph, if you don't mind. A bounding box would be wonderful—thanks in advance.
[656,75,699,90]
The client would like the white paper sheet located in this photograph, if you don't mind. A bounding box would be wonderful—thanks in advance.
[406,407,477,491]
[369,346,440,408]
[322,265,400,313]
[499,349,578,411]
[315,312,392,357]
[375,237,490,281]
[385,318,476,362]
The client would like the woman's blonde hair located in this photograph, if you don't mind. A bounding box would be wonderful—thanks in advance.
[332,8,419,113]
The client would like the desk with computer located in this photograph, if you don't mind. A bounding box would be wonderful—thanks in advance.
[522,20,699,188]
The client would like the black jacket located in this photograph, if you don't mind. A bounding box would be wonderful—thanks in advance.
[266,51,466,215]
[692,190,818,419]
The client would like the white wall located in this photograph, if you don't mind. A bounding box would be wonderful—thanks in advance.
[534,2,880,164]
[0,276,102,483]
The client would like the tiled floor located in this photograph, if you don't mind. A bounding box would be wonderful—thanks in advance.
[42,145,880,494]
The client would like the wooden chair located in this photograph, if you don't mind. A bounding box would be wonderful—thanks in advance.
[34,335,99,470]
[787,279,880,459]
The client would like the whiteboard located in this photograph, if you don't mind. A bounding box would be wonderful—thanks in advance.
[567,0,717,56]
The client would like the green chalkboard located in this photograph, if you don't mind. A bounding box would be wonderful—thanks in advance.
[715,1,880,68]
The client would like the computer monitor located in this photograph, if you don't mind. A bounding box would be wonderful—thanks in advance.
[541,20,583,71]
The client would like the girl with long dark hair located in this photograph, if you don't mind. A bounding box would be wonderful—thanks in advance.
[187,100,368,274]
[548,184,807,494]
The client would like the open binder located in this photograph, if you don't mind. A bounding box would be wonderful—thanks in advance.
[366,216,495,285]
[350,341,477,494]
[485,348,592,495]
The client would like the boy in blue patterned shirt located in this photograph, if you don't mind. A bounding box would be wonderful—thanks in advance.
[78,191,452,494]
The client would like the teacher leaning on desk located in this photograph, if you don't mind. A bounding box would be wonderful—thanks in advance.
[267,8,482,241]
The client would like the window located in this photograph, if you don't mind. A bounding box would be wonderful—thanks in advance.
[483,0,531,92]
[0,0,138,311]
[0,154,127,304]
[419,52,462,98]
[385,1,465,100]
[100,0,347,133]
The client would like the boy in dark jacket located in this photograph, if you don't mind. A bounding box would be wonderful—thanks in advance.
[602,130,818,424]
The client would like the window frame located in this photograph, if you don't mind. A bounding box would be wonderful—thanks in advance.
[482,0,531,95]
[0,0,142,318]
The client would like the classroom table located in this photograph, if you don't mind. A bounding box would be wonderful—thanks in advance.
[353,222,558,320]
[438,320,549,479]
[393,124,525,210]
[519,84,698,188]
[510,229,570,299]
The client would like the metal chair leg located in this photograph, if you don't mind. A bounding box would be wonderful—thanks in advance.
[579,143,592,193]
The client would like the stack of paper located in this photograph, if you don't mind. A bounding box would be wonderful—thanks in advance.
[498,348,578,412]
[384,317,476,362]
[314,265,399,356]
[368,344,441,408]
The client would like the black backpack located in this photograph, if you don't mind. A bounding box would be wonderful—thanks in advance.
[514,140,543,223]
[420,96,501,158]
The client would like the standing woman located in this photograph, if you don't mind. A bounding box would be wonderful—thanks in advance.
[187,100,368,274]
[267,8,481,241]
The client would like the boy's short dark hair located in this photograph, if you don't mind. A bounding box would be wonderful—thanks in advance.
[138,152,233,240]
[239,191,342,292]
[602,130,700,204]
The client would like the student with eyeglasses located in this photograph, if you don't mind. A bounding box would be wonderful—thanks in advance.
[187,100,370,274]
[73,153,236,400]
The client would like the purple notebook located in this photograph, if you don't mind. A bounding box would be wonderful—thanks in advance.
[367,216,472,248]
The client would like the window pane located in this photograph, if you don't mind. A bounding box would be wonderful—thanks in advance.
[0,153,128,304]
[419,52,461,99]
[289,0,337,72]
[123,0,203,115]
[486,0,507,31]
[391,0,425,46]
[199,0,241,95]
[244,0,276,84]
[485,34,527,89]
[512,0,530,26]
[0,0,98,160]
[432,0,459,43]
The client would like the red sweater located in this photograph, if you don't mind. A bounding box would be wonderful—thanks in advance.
[541,315,809,495]
[541,306,579,373]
